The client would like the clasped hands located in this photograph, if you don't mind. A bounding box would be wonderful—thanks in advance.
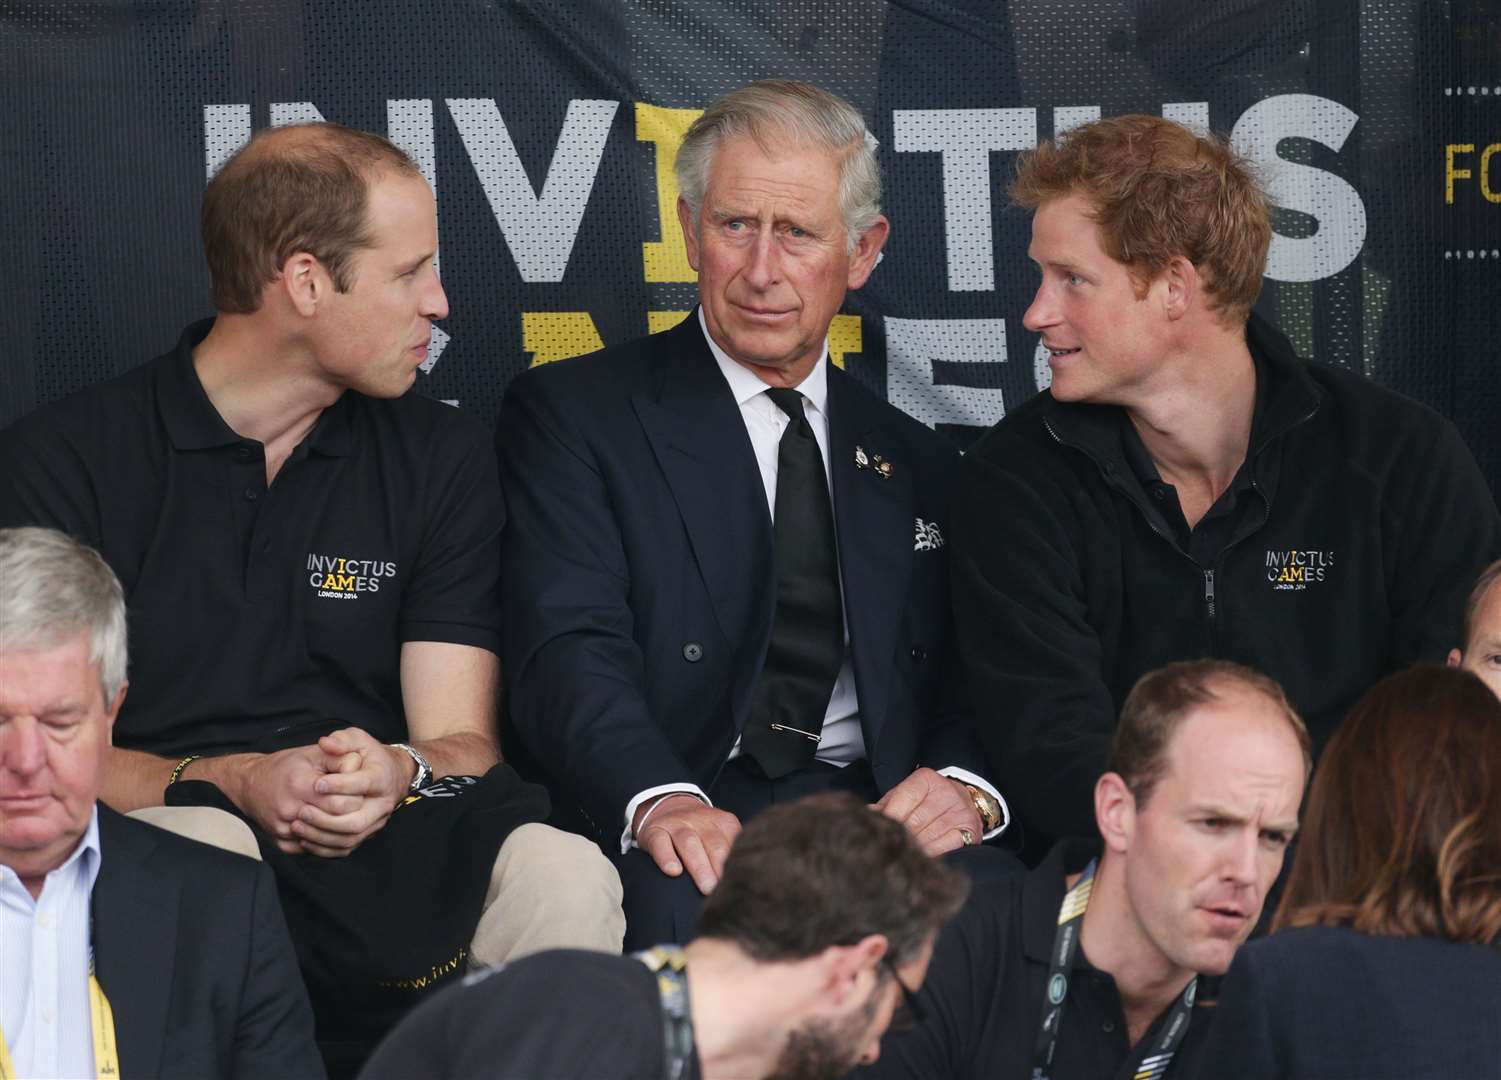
[635,766,983,894]
[229,727,414,858]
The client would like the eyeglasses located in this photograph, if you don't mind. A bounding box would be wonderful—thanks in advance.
[880,955,927,1032]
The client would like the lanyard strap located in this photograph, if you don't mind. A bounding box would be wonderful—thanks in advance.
[634,946,695,1080]
[1030,859,1196,1080]
[0,974,120,1080]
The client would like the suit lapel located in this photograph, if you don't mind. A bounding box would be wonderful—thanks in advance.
[632,317,775,708]
[92,806,178,1080]
[828,368,913,752]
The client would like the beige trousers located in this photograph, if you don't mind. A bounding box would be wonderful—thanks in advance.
[127,809,625,966]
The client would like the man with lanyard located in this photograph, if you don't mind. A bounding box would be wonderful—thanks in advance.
[360,793,970,1080]
[1,527,322,1080]
[858,660,1310,1080]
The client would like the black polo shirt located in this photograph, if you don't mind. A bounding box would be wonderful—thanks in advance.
[858,840,1214,1080]
[1117,351,1270,568]
[0,320,503,756]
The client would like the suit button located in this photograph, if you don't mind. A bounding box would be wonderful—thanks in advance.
[910,645,927,663]
[682,642,704,663]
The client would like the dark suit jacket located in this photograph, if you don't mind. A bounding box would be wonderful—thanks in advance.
[93,806,325,1079]
[1194,924,1501,1079]
[498,313,984,840]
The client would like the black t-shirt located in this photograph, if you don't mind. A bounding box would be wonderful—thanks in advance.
[858,840,1214,1080]
[359,949,698,1080]
[0,320,503,754]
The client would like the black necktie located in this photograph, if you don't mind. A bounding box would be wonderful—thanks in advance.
[742,387,845,779]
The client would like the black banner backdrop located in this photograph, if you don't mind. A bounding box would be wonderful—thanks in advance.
[1,0,1497,498]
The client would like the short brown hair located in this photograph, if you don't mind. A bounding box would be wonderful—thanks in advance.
[696,792,970,968]
[1275,665,1501,944]
[1110,659,1310,807]
[1461,559,1501,652]
[201,122,420,314]
[1011,114,1271,323]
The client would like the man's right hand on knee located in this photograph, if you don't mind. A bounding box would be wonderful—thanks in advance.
[633,793,741,894]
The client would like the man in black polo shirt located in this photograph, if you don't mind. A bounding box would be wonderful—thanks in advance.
[0,122,622,1071]
[952,115,1501,861]
[859,660,1310,1080]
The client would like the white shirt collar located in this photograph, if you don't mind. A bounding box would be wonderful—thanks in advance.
[698,307,830,415]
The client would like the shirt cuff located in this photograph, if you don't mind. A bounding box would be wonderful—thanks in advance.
[937,766,1011,840]
[620,784,712,854]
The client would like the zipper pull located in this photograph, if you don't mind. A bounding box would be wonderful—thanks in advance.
[1204,569,1217,618]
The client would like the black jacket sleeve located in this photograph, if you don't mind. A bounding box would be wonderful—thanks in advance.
[497,369,698,836]
[949,441,1115,844]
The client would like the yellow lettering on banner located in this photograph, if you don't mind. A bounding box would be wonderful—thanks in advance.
[827,314,862,370]
[1481,144,1501,204]
[637,102,703,282]
[523,312,604,367]
[648,310,691,335]
[333,574,357,591]
[1446,144,1474,204]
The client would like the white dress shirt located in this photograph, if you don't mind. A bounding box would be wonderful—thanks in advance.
[1,807,102,1080]
[622,314,1007,850]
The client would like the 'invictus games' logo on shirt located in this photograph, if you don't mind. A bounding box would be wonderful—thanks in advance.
[1266,548,1334,591]
[306,553,398,600]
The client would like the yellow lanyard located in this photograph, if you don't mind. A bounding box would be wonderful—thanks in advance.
[0,972,121,1080]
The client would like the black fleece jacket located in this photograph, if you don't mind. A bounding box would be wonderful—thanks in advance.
[952,314,1501,848]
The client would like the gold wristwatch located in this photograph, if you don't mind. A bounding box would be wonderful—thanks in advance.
[964,784,1003,834]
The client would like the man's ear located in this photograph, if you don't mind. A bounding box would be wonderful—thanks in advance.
[278,252,325,317]
[676,197,702,274]
[817,933,888,1009]
[1159,254,1198,320]
[1095,771,1136,855]
[845,216,890,290]
[103,681,127,743]
[1447,647,1464,668]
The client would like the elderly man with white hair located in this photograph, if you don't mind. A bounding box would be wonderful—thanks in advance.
[0,526,323,1080]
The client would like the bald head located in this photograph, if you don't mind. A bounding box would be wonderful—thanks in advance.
[201,122,421,314]
[1109,659,1311,810]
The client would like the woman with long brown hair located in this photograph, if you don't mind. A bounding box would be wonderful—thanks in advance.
[1195,664,1501,1078]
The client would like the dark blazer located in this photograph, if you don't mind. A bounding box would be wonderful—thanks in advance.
[1194,924,1501,1079]
[498,313,983,840]
[92,806,325,1080]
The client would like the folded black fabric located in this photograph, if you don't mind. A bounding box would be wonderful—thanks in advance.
[167,764,550,1079]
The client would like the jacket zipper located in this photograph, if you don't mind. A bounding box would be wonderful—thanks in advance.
[1041,392,1321,657]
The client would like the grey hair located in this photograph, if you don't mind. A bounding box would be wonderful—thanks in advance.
[0,527,127,705]
[674,79,882,254]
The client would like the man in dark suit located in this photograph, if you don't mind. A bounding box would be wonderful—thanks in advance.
[0,526,322,1079]
[499,80,1008,948]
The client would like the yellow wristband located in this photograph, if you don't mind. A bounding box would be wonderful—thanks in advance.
[168,754,200,786]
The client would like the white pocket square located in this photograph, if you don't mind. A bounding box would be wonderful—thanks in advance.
[914,518,945,552]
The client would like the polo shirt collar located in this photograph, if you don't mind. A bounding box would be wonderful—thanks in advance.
[156,318,353,458]
[156,319,241,451]
[698,307,830,414]
[1022,837,1104,965]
